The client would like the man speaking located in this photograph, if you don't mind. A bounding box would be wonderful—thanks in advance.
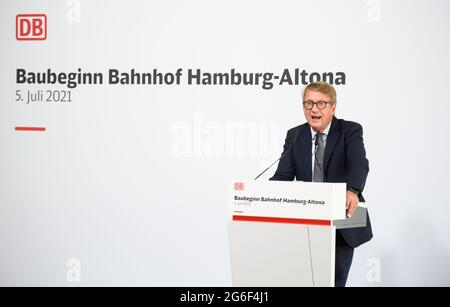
[270,82,373,287]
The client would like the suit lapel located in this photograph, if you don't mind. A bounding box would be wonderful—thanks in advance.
[323,117,340,174]
[298,124,312,181]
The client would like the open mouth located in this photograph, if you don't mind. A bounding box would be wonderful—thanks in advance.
[311,115,322,120]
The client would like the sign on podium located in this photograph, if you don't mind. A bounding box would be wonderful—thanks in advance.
[227,180,367,287]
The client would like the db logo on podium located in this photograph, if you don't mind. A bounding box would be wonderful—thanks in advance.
[16,14,47,40]
[234,182,244,191]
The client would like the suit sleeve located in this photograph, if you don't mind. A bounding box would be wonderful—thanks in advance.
[345,123,369,193]
[269,129,296,181]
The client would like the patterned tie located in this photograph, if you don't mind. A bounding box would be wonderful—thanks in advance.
[313,132,325,182]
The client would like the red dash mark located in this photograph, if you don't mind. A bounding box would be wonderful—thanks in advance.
[15,126,46,132]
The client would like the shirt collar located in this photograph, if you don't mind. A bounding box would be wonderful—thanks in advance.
[310,121,332,140]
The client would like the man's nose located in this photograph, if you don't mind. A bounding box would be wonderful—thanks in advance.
[311,104,320,112]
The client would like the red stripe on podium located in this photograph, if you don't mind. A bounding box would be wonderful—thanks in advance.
[232,215,331,226]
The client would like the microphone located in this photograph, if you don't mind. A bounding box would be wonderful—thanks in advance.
[254,129,300,180]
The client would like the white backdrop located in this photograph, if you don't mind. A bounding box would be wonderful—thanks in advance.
[1,0,450,286]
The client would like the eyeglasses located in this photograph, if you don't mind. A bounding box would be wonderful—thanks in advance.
[303,100,332,110]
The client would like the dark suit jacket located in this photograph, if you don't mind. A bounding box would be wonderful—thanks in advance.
[270,116,373,248]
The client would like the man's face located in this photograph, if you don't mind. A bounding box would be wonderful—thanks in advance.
[303,89,336,132]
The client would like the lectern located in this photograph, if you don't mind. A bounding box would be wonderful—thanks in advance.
[227,180,367,287]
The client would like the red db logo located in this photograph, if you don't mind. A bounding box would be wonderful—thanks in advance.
[234,182,244,190]
[16,14,47,40]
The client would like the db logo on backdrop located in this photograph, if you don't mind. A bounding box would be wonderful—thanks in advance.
[16,14,47,40]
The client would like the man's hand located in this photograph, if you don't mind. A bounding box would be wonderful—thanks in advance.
[346,190,359,218]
